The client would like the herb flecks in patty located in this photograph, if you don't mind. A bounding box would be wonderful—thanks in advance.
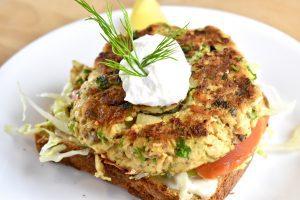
[96,75,109,89]
[175,138,192,158]
[70,23,268,175]
[97,131,108,143]
[134,147,146,162]
[231,65,239,72]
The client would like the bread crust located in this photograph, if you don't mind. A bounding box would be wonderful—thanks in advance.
[35,133,248,200]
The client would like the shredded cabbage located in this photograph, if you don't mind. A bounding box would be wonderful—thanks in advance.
[18,88,72,134]
[248,63,260,75]
[40,129,62,153]
[15,85,90,163]
[259,83,296,116]
[95,154,111,181]
[52,98,70,121]
[39,144,66,162]
[18,123,42,135]
[5,121,52,135]
[39,128,89,162]
[4,125,14,134]
[39,82,72,101]
[262,125,300,152]
[61,82,73,97]
[130,172,149,180]
[256,148,267,158]
[255,82,300,152]
[39,93,61,99]
[18,84,27,121]
[38,83,73,122]
[39,145,89,162]
[26,96,71,134]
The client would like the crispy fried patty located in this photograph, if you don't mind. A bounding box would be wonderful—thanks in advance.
[69,24,267,175]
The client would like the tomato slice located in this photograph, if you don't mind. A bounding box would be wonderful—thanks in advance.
[196,117,269,179]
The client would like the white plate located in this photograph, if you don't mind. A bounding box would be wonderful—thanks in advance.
[1,6,300,200]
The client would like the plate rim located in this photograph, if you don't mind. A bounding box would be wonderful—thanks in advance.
[1,5,300,200]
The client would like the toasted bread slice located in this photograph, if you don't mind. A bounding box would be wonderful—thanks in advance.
[35,133,248,200]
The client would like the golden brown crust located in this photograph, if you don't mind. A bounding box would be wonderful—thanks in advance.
[35,133,248,200]
[64,23,268,176]
[137,118,208,140]
[74,23,263,140]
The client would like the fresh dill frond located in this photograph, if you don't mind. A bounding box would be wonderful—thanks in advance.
[75,0,187,77]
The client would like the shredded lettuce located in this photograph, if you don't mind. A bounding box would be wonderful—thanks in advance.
[39,128,89,162]
[4,125,14,134]
[26,96,71,134]
[39,144,66,162]
[18,88,72,134]
[39,93,61,99]
[130,172,149,180]
[39,145,89,162]
[18,84,27,121]
[248,63,260,75]
[15,85,90,163]
[40,129,62,153]
[259,83,296,116]
[256,148,267,158]
[5,121,52,135]
[61,82,73,97]
[52,98,71,121]
[95,154,111,181]
[262,125,300,152]
[18,123,42,135]
[39,82,72,101]
[256,82,300,152]
[38,83,73,122]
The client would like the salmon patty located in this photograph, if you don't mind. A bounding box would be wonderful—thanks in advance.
[68,24,268,176]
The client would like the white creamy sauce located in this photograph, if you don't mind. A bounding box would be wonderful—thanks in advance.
[119,34,191,107]
[162,172,218,200]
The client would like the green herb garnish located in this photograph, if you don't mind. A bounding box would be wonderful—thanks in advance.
[134,147,145,162]
[68,120,76,133]
[132,31,138,40]
[175,138,191,158]
[96,75,109,89]
[152,158,157,164]
[231,65,239,72]
[121,102,133,109]
[75,0,186,77]
[221,73,228,80]
[76,78,84,85]
[187,169,198,177]
[246,65,257,80]
[83,68,91,74]
[249,110,258,119]
[97,131,108,143]
[118,138,124,147]
[181,43,194,53]
[188,44,210,64]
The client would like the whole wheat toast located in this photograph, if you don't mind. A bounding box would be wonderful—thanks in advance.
[35,133,248,200]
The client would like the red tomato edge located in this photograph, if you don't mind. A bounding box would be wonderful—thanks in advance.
[196,117,269,179]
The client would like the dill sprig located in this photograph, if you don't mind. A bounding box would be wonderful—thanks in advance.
[75,0,186,77]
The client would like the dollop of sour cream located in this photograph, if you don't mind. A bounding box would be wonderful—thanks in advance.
[162,172,218,200]
[119,34,191,107]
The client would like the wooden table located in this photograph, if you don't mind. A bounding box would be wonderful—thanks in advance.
[1,0,299,65]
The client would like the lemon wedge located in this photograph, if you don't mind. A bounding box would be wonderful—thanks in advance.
[131,0,167,30]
